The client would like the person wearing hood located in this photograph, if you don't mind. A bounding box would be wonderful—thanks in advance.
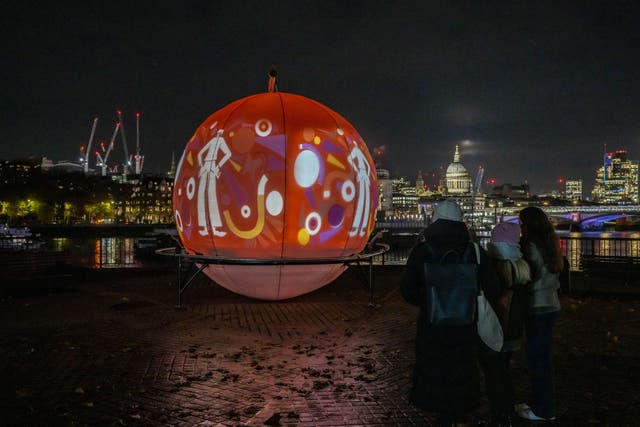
[400,200,500,427]
[479,222,531,427]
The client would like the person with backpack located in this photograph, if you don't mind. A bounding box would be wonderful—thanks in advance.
[479,222,531,427]
[400,200,501,427]
[515,206,563,422]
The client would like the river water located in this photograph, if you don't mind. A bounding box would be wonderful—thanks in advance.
[380,230,640,269]
[557,230,640,271]
[44,235,178,269]
[41,230,640,269]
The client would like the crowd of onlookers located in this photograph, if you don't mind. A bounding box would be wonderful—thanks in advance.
[401,201,562,427]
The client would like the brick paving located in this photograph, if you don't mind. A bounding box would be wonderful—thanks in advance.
[1,266,639,426]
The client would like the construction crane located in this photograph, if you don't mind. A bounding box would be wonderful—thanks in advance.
[116,110,132,176]
[96,122,121,176]
[134,112,144,175]
[474,166,484,194]
[79,117,98,174]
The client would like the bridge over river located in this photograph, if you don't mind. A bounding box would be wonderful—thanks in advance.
[374,206,640,270]
[379,204,640,232]
[539,205,640,230]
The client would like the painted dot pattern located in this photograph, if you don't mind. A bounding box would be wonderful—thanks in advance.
[172,91,378,300]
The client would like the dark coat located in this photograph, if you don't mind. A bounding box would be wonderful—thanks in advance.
[400,219,501,415]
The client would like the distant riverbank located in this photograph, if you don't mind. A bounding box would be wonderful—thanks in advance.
[30,223,176,237]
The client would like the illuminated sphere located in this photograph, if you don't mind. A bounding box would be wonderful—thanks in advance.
[173,91,379,300]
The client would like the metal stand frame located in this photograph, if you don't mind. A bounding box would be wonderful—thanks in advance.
[156,243,390,308]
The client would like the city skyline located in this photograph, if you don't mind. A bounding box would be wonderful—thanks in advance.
[3,2,640,194]
[1,132,637,199]
[5,143,638,202]
[380,143,639,197]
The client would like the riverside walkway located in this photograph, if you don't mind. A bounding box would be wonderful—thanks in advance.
[1,266,638,426]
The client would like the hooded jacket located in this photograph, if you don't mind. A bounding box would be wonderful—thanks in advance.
[400,219,500,414]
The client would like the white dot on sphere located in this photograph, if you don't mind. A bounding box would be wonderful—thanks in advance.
[337,128,344,135]
[305,212,322,235]
[342,180,355,202]
[175,210,183,232]
[266,191,283,216]
[186,177,196,200]
[178,188,182,196]
[294,150,320,188]
[323,190,331,199]
[255,119,272,137]
[241,205,251,218]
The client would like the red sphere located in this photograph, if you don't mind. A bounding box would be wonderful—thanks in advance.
[173,92,378,300]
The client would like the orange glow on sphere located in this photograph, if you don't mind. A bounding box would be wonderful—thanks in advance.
[173,92,379,300]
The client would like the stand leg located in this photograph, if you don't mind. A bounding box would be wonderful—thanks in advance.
[176,254,183,309]
[368,257,374,307]
[176,263,208,309]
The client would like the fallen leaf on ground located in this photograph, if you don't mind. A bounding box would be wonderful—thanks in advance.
[264,412,281,425]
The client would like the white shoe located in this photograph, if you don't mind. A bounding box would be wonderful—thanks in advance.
[198,228,209,236]
[212,228,226,237]
[516,406,556,422]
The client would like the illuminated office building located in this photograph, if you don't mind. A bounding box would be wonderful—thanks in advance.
[565,179,583,201]
[377,168,393,212]
[592,149,639,204]
[416,171,425,193]
[388,176,418,215]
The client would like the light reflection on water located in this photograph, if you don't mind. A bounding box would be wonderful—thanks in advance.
[46,231,640,270]
[379,230,640,269]
[557,231,640,271]
[48,237,143,268]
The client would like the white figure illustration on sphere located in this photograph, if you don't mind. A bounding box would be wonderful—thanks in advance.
[347,142,371,237]
[197,129,232,237]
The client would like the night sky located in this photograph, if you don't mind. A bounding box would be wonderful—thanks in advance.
[3,1,639,194]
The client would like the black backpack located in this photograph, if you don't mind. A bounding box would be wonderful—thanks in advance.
[422,242,479,326]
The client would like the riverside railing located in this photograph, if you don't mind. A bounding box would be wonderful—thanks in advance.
[559,235,640,272]
[370,229,640,270]
[50,229,640,272]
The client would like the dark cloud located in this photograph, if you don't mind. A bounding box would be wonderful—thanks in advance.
[2,1,639,194]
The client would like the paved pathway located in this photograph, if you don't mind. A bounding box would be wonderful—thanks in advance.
[1,267,438,426]
[2,267,639,426]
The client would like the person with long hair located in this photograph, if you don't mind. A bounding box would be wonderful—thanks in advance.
[516,206,563,422]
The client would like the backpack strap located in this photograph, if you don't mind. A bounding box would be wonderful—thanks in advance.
[472,242,482,296]
[472,242,480,265]
[422,241,436,261]
[423,241,462,264]
[440,249,462,263]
